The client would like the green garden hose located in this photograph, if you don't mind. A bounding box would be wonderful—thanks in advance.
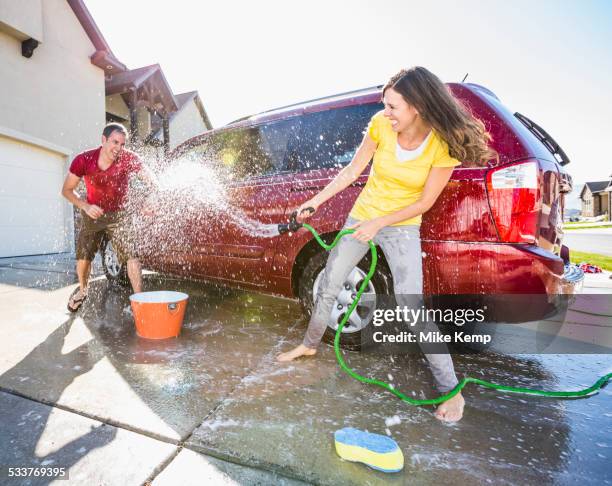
[302,223,612,405]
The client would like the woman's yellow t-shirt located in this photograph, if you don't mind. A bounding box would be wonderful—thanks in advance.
[350,111,461,226]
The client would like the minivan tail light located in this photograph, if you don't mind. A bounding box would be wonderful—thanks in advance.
[486,160,541,243]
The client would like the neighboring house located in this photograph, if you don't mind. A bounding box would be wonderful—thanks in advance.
[104,63,178,160]
[607,179,612,218]
[0,0,211,258]
[150,91,212,151]
[105,69,212,159]
[580,180,610,219]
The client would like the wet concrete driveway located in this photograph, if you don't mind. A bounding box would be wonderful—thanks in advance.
[0,257,611,485]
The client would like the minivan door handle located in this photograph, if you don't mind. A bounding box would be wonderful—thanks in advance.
[290,184,324,192]
[291,181,365,192]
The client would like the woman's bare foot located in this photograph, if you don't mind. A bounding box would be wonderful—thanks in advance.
[434,392,465,422]
[276,344,317,362]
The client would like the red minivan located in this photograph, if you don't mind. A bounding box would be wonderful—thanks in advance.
[102,83,584,346]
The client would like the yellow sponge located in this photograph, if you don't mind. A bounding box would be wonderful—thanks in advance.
[334,427,404,473]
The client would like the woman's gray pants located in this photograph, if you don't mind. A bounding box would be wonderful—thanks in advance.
[303,217,459,393]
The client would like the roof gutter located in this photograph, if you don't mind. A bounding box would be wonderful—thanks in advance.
[90,50,126,75]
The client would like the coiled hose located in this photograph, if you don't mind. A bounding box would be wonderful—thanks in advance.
[302,223,612,405]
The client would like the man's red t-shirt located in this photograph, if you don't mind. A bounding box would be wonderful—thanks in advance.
[69,147,142,212]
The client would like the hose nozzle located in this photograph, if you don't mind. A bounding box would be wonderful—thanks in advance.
[278,207,315,235]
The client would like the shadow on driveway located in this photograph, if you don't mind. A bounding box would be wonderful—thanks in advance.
[0,317,117,485]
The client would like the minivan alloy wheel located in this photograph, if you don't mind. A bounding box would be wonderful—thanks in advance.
[313,266,377,334]
[101,239,129,285]
[104,242,122,278]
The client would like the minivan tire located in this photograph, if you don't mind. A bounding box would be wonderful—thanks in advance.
[297,249,393,349]
[100,237,130,286]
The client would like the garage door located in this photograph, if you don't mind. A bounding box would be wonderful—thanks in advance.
[0,135,69,257]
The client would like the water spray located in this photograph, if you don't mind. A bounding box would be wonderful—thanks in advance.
[283,209,612,405]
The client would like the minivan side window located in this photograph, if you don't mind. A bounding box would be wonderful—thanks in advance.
[255,118,300,176]
[291,103,383,171]
[183,118,299,180]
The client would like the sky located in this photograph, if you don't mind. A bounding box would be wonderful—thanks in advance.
[85,0,612,187]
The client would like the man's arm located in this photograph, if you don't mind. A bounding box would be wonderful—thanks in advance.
[61,172,103,219]
[127,162,159,216]
[135,163,157,190]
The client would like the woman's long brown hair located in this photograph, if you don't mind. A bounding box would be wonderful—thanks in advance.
[384,67,497,167]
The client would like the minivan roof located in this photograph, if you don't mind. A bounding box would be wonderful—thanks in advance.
[226,85,384,127]
[174,82,564,168]
[225,82,503,128]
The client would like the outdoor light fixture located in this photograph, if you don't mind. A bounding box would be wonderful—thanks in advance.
[21,38,39,58]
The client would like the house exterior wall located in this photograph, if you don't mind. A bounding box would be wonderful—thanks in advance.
[598,193,609,218]
[0,0,106,253]
[581,186,593,217]
[0,0,44,41]
[135,105,151,141]
[105,94,130,121]
[581,188,610,219]
[169,99,209,150]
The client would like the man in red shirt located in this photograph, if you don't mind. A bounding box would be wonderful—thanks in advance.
[61,123,151,312]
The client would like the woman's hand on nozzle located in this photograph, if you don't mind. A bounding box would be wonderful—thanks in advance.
[296,201,318,222]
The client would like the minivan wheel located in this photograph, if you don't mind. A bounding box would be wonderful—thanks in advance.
[100,238,129,286]
[298,250,392,349]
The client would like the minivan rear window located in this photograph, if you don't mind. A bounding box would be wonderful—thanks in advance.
[291,103,382,171]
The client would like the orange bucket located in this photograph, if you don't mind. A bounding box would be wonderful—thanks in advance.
[129,291,189,339]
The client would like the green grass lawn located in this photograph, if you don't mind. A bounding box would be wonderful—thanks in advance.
[569,250,612,271]
[564,224,612,230]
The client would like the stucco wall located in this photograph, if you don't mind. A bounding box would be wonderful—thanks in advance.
[0,0,43,41]
[136,106,151,140]
[106,94,130,121]
[170,99,209,149]
[0,0,106,252]
[0,0,104,149]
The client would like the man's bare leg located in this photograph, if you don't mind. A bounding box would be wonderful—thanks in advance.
[126,258,142,293]
[276,344,317,362]
[77,259,91,293]
[67,259,91,310]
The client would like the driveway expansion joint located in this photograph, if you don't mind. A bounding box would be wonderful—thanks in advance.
[0,386,180,446]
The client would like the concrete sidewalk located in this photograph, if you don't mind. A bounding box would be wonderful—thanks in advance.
[0,254,611,485]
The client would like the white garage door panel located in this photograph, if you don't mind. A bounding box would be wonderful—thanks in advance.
[0,196,64,227]
[0,224,67,257]
[0,164,63,196]
[0,135,69,257]
[0,138,65,171]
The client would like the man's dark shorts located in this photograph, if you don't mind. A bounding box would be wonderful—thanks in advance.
[76,210,137,263]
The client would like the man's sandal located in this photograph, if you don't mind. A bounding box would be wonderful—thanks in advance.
[67,288,88,313]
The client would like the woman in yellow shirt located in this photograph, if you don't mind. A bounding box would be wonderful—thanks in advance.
[277,67,495,422]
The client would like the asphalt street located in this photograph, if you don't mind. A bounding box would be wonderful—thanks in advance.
[563,228,612,256]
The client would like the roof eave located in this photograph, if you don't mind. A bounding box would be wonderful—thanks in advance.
[91,50,127,75]
[67,0,127,74]
[194,95,213,130]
